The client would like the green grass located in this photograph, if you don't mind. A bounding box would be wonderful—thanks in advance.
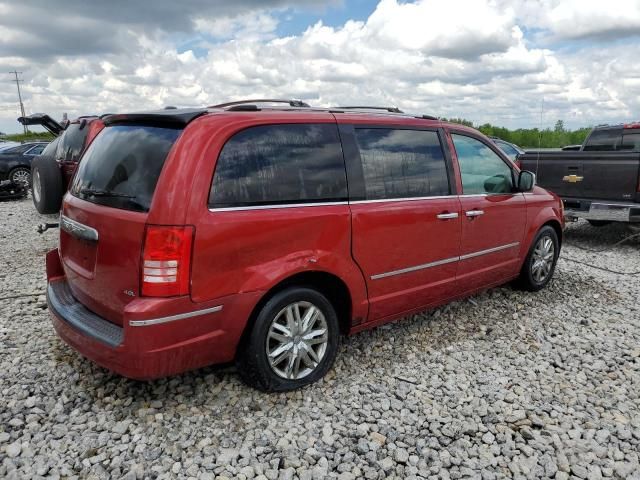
[2,131,55,142]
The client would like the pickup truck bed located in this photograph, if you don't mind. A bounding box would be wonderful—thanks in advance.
[518,150,640,225]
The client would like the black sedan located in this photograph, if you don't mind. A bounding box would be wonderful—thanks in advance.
[0,142,48,186]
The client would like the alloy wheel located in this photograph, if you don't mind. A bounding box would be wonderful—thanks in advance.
[11,168,31,187]
[531,235,555,283]
[265,301,329,380]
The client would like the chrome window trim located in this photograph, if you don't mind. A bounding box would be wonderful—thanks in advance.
[129,305,223,327]
[370,242,520,280]
[60,215,99,242]
[350,195,455,204]
[209,201,348,212]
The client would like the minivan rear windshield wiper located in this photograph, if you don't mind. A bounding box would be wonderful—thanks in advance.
[79,188,136,198]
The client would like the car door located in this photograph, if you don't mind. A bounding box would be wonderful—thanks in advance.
[344,124,462,321]
[450,132,527,294]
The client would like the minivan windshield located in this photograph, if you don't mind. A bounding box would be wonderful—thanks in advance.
[70,125,181,212]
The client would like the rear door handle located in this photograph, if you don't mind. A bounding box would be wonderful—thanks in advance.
[437,212,459,220]
[465,210,485,217]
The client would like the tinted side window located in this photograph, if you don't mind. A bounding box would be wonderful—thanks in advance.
[56,124,88,162]
[354,128,449,200]
[452,134,513,194]
[209,124,347,208]
[583,128,623,151]
[621,132,640,151]
[27,145,46,155]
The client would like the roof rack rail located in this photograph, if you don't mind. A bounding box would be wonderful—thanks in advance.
[419,114,438,120]
[336,106,404,114]
[209,99,310,109]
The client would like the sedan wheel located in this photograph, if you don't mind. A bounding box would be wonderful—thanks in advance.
[10,167,31,187]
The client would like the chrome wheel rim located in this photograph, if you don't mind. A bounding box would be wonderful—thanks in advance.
[531,236,555,283]
[12,169,31,187]
[33,169,41,202]
[266,301,328,380]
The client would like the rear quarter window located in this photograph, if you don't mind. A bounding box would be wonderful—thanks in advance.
[70,125,181,212]
[56,123,89,162]
[583,128,623,151]
[621,132,640,151]
[209,124,347,208]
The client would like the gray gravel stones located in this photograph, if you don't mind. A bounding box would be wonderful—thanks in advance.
[1,198,640,479]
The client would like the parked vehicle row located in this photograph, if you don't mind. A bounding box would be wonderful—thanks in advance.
[519,123,640,231]
[0,141,48,186]
[18,113,104,214]
[42,100,563,391]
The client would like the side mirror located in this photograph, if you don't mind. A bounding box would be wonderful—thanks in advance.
[518,170,536,192]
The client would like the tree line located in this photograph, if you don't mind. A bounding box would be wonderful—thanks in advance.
[442,118,592,149]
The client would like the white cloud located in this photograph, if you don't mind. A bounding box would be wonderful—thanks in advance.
[1,0,639,134]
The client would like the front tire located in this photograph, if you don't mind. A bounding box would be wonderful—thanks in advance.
[236,287,340,392]
[517,226,559,292]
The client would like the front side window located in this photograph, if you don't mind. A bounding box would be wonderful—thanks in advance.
[452,134,514,194]
[71,125,181,212]
[354,128,449,200]
[209,124,347,208]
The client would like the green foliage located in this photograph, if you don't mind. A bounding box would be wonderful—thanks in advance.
[2,131,55,143]
[441,118,591,148]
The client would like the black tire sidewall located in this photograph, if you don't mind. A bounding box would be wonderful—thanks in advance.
[521,226,559,291]
[240,287,340,392]
[31,155,64,214]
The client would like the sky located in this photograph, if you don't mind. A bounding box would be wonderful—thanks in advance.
[1,0,639,134]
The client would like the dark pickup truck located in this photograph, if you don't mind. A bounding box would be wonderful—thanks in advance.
[519,123,640,230]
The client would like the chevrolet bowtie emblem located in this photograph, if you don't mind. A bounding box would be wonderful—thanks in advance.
[562,174,584,183]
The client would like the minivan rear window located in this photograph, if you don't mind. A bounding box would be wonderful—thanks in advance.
[70,125,181,212]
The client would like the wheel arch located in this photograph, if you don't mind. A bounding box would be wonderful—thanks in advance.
[236,270,353,358]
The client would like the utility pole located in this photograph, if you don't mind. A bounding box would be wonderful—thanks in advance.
[9,71,27,134]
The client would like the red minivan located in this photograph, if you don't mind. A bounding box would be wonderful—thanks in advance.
[45,101,563,391]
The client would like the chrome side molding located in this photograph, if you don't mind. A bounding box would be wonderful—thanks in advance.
[371,242,520,280]
[129,305,223,327]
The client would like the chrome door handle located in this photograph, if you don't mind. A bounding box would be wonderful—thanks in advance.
[437,212,459,220]
[465,210,485,217]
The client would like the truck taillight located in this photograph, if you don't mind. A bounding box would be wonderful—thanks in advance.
[141,226,193,297]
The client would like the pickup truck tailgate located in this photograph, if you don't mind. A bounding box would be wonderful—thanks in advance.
[520,151,640,201]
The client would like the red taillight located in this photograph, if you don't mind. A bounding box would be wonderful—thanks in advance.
[141,226,193,297]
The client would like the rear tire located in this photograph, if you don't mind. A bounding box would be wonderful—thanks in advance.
[31,155,63,214]
[236,287,340,392]
[587,220,611,227]
[517,226,559,292]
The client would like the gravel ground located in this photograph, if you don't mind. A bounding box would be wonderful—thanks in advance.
[1,197,639,480]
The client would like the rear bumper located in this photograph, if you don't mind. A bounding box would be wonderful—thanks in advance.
[563,198,640,223]
[46,249,261,380]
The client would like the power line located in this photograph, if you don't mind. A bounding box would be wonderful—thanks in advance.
[8,71,27,134]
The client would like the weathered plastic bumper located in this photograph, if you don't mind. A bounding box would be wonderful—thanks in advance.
[46,248,261,380]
